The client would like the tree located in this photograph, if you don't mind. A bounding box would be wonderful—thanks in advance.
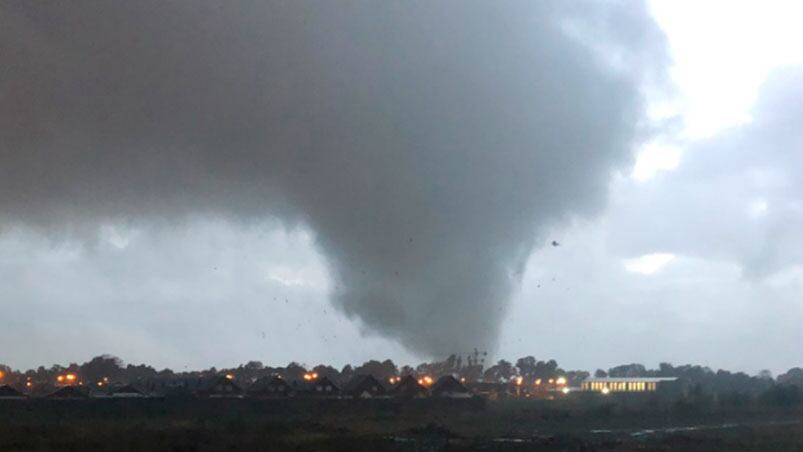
[534,359,559,378]
[312,364,341,383]
[80,355,123,383]
[515,356,537,379]
[281,362,307,381]
[483,360,516,382]
[761,384,802,408]
[354,360,398,380]
[778,368,803,387]
[340,364,355,382]
[567,370,590,386]
[608,363,647,378]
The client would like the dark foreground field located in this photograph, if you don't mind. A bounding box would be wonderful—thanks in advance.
[1,397,802,451]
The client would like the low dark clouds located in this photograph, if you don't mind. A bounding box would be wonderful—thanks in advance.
[1,1,667,357]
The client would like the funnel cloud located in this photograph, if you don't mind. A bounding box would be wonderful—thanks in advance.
[1,1,667,357]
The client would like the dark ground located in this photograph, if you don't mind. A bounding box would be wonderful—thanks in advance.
[1,397,802,451]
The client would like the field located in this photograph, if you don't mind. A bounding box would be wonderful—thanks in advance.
[1,397,802,451]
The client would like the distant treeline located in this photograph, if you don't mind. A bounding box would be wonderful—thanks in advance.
[2,353,802,402]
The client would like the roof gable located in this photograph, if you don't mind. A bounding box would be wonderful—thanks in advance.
[432,376,469,396]
[393,375,428,396]
[311,376,340,394]
[345,375,386,396]
[48,386,87,399]
[249,376,292,396]
[0,384,25,398]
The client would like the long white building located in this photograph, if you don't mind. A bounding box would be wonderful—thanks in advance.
[581,377,678,393]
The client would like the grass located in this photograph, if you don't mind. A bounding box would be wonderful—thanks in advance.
[0,397,801,451]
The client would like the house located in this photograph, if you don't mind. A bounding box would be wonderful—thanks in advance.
[391,375,429,398]
[199,375,244,398]
[0,384,26,400]
[465,382,510,400]
[110,384,147,398]
[309,376,340,397]
[163,384,195,399]
[249,376,293,398]
[431,376,471,398]
[344,375,387,398]
[47,386,88,399]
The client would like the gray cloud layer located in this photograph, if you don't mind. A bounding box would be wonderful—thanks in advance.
[609,68,803,279]
[1,1,666,357]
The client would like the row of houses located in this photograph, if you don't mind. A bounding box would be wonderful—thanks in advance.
[0,374,472,400]
[0,375,682,401]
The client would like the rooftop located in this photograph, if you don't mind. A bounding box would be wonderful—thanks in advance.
[583,377,678,383]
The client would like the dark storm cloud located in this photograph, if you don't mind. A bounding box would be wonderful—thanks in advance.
[609,67,803,279]
[0,1,667,357]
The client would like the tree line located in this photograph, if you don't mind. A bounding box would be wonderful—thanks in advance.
[2,353,802,403]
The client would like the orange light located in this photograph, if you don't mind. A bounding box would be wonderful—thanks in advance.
[0,370,4,379]
[97,381,104,387]
[26,382,32,388]
[548,378,554,384]
[515,376,523,386]
[66,374,77,381]
[535,378,541,385]
[556,377,567,385]
[103,377,109,382]
[225,374,234,380]
[57,375,65,383]
[460,377,466,383]
[303,373,312,381]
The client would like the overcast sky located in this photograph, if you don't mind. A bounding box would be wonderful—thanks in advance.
[1,1,802,375]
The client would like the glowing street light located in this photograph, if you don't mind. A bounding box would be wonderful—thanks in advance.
[561,387,570,394]
[601,387,610,395]
[225,374,235,380]
[556,377,567,385]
